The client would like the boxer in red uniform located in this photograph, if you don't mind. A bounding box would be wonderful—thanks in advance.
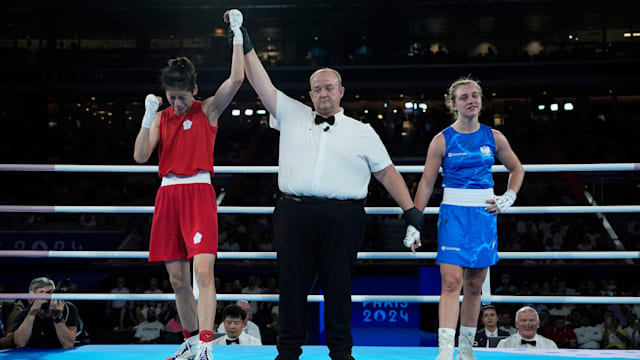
[133,10,245,360]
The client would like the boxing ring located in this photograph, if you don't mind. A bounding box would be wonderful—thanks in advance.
[1,163,639,360]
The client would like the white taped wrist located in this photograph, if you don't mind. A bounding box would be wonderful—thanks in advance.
[142,94,159,129]
[504,189,516,201]
[232,28,243,46]
[142,111,155,129]
[495,189,516,213]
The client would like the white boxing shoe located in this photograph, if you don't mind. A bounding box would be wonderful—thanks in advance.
[166,334,199,360]
[194,341,213,360]
[435,328,455,360]
[456,332,477,360]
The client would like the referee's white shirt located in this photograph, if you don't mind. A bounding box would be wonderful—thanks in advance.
[270,90,392,200]
[212,332,262,346]
[496,333,558,349]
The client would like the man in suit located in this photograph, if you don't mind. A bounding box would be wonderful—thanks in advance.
[474,305,510,347]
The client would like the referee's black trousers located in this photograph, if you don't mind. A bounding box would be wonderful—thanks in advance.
[274,196,366,360]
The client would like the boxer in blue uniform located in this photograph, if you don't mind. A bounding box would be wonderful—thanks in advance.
[404,77,524,360]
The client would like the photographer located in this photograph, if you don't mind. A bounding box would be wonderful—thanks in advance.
[11,277,79,349]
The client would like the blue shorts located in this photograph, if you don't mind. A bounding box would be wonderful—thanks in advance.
[436,203,498,268]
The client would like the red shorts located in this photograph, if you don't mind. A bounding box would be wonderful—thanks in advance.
[149,183,218,262]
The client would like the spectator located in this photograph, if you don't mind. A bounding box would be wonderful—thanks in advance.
[219,237,240,251]
[602,313,630,349]
[161,301,179,325]
[0,301,15,349]
[143,278,164,316]
[497,306,558,349]
[212,304,261,346]
[537,309,552,335]
[573,315,603,349]
[134,308,164,344]
[549,303,573,317]
[11,277,80,349]
[624,314,640,348]
[216,300,261,341]
[494,274,519,295]
[474,305,510,347]
[606,301,630,328]
[138,301,162,322]
[115,300,139,343]
[498,312,517,335]
[544,316,577,348]
[144,278,163,295]
[555,281,576,296]
[164,312,184,344]
[231,279,243,293]
[262,305,279,345]
[240,276,262,316]
[165,313,183,334]
[262,277,279,294]
[106,277,130,327]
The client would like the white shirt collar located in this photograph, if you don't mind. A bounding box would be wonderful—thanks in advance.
[485,328,498,337]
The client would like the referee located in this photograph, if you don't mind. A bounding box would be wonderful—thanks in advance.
[234,22,424,360]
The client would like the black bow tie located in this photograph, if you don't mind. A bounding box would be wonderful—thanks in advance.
[521,339,536,346]
[226,338,240,345]
[315,114,335,126]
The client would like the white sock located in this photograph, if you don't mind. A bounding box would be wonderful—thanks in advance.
[439,327,456,336]
[459,325,476,337]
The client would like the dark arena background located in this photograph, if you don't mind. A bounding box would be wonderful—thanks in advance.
[0,1,639,359]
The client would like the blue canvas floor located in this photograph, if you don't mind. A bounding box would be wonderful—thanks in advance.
[1,345,639,360]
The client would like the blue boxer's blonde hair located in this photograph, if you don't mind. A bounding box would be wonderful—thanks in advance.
[446,77,483,118]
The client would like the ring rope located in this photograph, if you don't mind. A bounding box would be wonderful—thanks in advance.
[2,164,638,307]
[1,205,639,214]
[0,293,638,304]
[0,250,638,260]
[0,163,639,173]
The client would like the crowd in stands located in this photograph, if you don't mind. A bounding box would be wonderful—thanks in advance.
[2,33,639,70]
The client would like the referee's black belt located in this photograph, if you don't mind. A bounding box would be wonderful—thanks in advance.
[282,193,365,206]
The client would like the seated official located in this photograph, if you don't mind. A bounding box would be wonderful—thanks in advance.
[216,300,261,341]
[497,306,558,349]
[212,304,261,346]
[11,277,80,349]
[475,304,510,347]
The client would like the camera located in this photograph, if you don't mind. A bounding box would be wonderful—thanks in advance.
[41,278,73,310]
